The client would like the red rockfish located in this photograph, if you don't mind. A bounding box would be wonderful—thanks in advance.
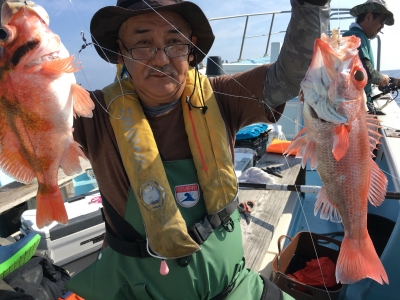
[0,3,94,228]
[286,32,388,284]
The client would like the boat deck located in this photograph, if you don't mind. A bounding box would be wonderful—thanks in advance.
[239,151,303,273]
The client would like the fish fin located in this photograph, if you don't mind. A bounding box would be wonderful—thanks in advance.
[284,128,306,154]
[369,135,381,155]
[285,136,306,157]
[71,84,95,118]
[60,141,87,176]
[314,186,342,222]
[285,134,318,169]
[366,116,382,154]
[368,159,388,207]
[301,139,317,169]
[332,124,349,161]
[41,56,81,74]
[291,127,307,143]
[336,233,388,284]
[0,131,36,184]
[36,186,68,228]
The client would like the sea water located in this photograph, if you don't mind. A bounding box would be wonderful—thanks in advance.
[381,69,400,106]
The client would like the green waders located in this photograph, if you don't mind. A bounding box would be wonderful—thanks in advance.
[66,160,293,300]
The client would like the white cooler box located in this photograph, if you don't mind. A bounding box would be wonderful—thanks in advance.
[234,148,256,177]
[20,191,105,266]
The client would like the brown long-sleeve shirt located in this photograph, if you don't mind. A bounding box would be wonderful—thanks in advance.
[72,65,284,233]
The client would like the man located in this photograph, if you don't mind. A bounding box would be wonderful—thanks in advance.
[343,0,399,114]
[66,0,330,299]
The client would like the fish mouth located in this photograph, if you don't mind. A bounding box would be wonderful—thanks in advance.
[26,51,60,67]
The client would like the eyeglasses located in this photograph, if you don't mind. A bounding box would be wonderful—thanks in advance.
[119,39,191,60]
[378,17,386,25]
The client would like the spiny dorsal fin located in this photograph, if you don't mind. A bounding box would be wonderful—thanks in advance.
[366,114,382,155]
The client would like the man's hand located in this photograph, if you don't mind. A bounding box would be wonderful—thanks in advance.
[391,78,400,87]
[379,74,390,87]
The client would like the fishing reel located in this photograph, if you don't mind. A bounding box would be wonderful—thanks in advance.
[370,77,400,114]
[372,77,400,101]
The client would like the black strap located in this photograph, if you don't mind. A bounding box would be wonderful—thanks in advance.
[210,274,283,300]
[188,198,239,245]
[261,275,283,300]
[101,190,239,257]
[210,281,235,300]
[100,191,150,258]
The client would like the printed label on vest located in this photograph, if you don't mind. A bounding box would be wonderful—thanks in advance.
[175,184,200,208]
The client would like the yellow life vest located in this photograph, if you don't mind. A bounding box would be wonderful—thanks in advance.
[102,68,238,258]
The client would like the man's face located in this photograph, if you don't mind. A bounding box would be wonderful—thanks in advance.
[117,11,195,107]
[363,13,386,39]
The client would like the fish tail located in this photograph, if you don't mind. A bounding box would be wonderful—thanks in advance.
[336,233,388,285]
[36,186,68,228]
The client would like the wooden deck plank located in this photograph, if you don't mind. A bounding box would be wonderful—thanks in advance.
[0,160,92,214]
[239,152,302,271]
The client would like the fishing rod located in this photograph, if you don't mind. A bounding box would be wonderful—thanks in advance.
[371,77,400,114]
[238,182,400,200]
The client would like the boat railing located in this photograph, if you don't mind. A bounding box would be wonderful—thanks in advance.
[209,7,382,70]
[209,10,291,62]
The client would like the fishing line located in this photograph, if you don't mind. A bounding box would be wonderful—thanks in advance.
[68,0,299,124]
[140,0,261,104]
[381,169,400,183]
[68,0,128,120]
[75,13,300,125]
[68,0,332,295]
[64,1,397,294]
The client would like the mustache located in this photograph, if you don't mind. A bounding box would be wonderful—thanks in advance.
[145,65,178,78]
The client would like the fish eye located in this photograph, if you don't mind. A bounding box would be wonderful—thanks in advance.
[354,70,365,81]
[0,28,8,41]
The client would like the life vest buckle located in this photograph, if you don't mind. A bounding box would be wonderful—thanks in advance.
[221,217,235,232]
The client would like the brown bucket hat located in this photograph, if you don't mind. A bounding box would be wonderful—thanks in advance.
[90,0,214,66]
[350,0,394,26]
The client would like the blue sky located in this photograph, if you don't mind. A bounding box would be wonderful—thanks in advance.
[30,0,400,90]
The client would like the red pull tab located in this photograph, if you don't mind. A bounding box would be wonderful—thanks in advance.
[160,260,169,276]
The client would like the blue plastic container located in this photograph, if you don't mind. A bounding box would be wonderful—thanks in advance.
[235,123,270,159]
[236,123,269,140]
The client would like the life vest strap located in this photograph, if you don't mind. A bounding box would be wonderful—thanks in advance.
[101,191,239,257]
[188,197,239,245]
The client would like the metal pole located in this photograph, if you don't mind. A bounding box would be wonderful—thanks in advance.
[238,16,249,61]
[264,13,275,56]
[376,35,381,72]
[238,182,400,199]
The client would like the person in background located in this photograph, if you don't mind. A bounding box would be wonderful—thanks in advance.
[65,0,331,299]
[343,0,399,114]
